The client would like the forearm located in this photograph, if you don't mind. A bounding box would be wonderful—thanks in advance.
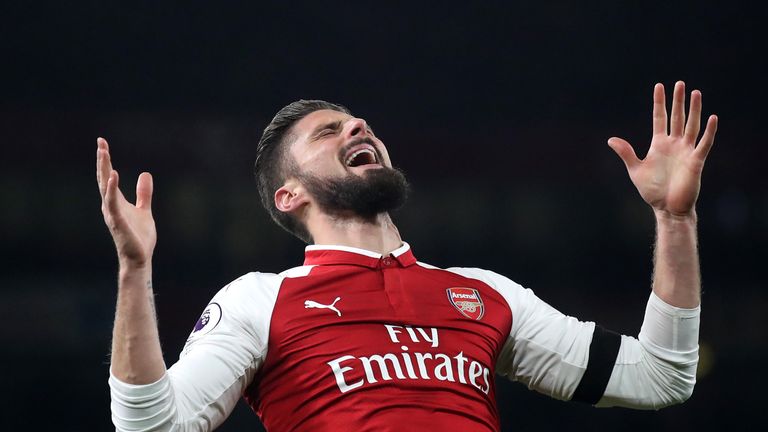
[652,209,700,308]
[111,264,166,384]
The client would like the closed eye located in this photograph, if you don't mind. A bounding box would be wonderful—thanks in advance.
[313,121,343,139]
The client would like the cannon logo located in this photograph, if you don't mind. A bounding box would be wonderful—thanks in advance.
[447,288,485,320]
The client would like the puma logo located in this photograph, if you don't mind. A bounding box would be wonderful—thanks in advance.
[304,297,342,317]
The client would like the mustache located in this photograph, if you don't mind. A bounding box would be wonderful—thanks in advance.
[338,137,382,163]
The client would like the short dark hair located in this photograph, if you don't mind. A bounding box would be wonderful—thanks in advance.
[254,99,351,243]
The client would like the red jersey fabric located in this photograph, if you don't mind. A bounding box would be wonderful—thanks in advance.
[245,246,512,431]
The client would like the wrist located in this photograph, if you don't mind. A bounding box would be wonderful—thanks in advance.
[118,262,152,284]
[653,208,697,225]
[118,252,152,272]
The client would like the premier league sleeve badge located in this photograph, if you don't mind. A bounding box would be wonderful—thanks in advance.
[188,302,223,340]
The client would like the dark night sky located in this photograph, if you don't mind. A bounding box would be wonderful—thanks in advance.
[1,1,766,431]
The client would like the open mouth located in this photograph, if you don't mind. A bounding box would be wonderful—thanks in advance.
[344,146,379,167]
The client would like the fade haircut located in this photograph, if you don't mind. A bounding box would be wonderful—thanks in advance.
[254,99,352,243]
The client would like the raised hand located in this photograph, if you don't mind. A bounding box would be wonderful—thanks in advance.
[96,138,156,269]
[608,81,718,216]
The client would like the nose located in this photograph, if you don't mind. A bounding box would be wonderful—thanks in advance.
[343,118,369,139]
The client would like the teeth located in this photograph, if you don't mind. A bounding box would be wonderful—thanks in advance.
[345,148,376,166]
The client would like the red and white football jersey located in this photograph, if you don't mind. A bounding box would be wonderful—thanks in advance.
[109,243,700,432]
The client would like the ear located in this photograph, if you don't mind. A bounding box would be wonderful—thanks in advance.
[275,180,310,213]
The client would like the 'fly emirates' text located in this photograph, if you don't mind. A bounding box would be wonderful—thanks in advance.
[327,324,491,394]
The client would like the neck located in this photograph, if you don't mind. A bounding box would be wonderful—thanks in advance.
[307,211,402,255]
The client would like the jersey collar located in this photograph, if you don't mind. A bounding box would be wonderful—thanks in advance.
[303,242,417,268]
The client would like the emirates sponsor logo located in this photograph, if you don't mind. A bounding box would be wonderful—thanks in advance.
[447,288,485,320]
[327,325,491,395]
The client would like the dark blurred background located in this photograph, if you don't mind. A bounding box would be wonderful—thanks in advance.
[1,0,765,430]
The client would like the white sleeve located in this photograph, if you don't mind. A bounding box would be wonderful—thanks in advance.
[109,272,281,432]
[447,268,699,409]
[446,267,594,400]
[597,291,700,409]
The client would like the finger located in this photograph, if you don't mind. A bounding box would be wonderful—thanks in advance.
[685,90,702,142]
[694,115,718,160]
[97,136,109,151]
[105,170,121,216]
[97,137,113,199]
[670,81,686,136]
[136,172,153,210]
[652,83,667,135]
[607,137,641,171]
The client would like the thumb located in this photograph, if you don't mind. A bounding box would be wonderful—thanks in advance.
[607,137,640,171]
[136,172,153,210]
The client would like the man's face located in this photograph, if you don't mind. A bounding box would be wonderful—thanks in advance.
[284,109,409,218]
[288,109,392,178]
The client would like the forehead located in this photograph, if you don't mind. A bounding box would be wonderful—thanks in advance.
[291,109,354,138]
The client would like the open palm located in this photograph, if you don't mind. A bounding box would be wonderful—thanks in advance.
[608,82,718,216]
[96,138,156,268]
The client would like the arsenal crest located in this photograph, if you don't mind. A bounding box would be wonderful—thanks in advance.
[446,287,485,320]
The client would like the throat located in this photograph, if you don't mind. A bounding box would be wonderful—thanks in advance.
[308,212,402,256]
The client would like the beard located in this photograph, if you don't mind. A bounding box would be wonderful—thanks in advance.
[297,166,410,220]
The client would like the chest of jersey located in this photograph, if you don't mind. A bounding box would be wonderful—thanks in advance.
[247,262,512,432]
